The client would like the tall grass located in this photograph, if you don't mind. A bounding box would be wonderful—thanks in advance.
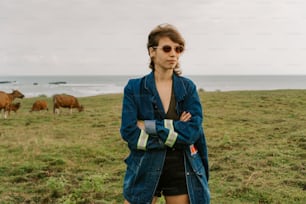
[0,90,305,203]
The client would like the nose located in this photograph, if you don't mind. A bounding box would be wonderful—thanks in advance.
[169,48,177,56]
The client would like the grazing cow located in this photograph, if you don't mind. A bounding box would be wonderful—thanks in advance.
[53,94,84,114]
[30,100,48,112]
[0,102,20,113]
[9,102,21,113]
[0,90,24,119]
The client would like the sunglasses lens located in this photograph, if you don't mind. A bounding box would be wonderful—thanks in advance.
[175,46,184,53]
[157,45,184,53]
[162,46,172,52]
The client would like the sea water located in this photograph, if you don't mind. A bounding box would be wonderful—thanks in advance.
[0,75,305,98]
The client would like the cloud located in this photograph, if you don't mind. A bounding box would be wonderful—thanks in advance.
[1,0,306,75]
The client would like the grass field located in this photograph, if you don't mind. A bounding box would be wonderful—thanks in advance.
[0,90,305,204]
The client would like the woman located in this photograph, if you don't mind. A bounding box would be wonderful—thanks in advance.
[120,24,210,204]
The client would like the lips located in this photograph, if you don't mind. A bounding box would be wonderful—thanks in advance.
[167,60,177,64]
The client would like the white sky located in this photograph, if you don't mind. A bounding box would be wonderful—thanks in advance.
[1,0,306,76]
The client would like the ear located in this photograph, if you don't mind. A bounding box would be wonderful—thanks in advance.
[149,47,156,58]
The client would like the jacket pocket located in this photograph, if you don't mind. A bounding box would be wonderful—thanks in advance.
[123,152,145,190]
[186,146,205,177]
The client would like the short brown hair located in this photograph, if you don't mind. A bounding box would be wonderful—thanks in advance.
[147,24,185,74]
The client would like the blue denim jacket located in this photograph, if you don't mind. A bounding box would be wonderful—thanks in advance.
[120,72,210,204]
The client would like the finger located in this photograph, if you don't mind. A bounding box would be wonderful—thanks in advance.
[184,114,191,121]
[180,111,187,120]
[184,112,191,120]
[180,112,191,121]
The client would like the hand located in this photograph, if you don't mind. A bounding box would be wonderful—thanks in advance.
[180,111,191,122]
[137,120,145,130]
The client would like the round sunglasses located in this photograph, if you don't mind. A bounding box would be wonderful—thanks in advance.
[153,45,184,53]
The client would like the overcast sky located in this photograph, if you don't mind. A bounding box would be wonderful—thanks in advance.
[1,0,306,76]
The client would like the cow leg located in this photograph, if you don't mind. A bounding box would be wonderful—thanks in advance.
[4,106,10,119]
[53,105,59,114]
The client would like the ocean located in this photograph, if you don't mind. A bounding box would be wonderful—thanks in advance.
[0,75,306,98]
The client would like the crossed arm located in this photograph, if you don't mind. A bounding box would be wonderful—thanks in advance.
[137,111,191,130]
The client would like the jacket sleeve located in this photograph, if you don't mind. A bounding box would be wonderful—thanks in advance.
[146,82,203,148]
[120,80,166,151]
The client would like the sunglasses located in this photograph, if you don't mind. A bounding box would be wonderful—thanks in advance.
[153,45,184,53]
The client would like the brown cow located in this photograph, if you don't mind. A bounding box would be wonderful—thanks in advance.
[9,102,21,113]
[0,90,24,119]
[53,94,84,114]
[30,100,48,112]
[0,102,21,115]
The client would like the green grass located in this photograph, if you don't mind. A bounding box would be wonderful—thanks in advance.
[0,90,305,203]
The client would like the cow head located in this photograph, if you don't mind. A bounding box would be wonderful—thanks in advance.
[12,90,25,99]
[78,105,84,112]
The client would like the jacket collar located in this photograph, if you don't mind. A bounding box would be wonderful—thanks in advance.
[144,71,187,102]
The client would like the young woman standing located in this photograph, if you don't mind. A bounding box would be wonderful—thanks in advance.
[120,24,210,204]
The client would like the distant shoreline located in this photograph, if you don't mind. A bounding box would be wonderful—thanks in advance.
[1,75,306,98]
[18,88,306,99]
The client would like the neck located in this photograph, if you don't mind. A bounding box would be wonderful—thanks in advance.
[8,93,14,101]
[154,69,173,82]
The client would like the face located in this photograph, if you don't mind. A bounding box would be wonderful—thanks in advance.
[149,37,183,72]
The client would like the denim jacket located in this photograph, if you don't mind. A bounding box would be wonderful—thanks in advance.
[120,72,210,204]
